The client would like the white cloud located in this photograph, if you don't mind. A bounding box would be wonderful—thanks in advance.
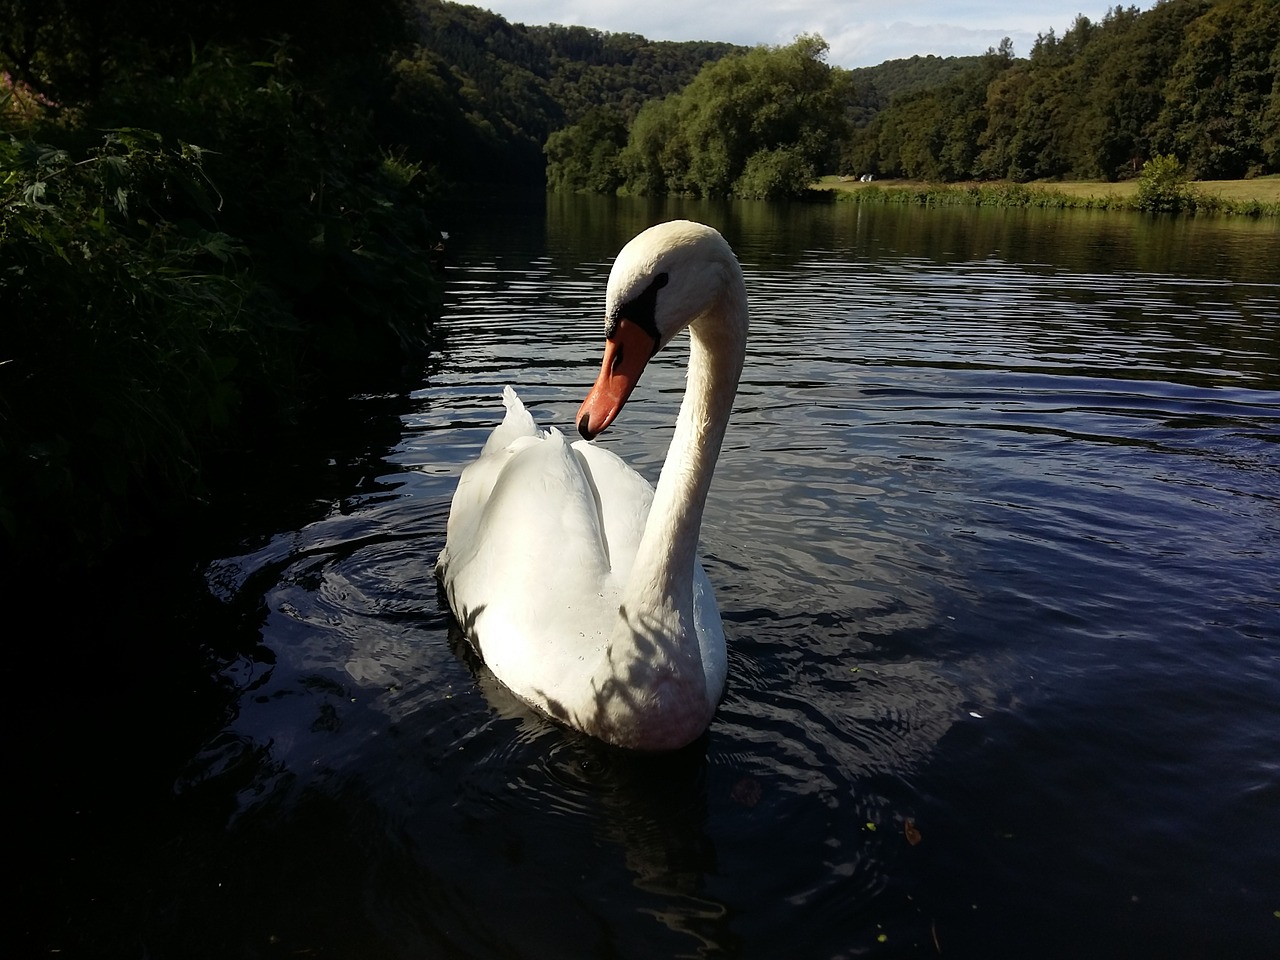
[473,1,1124,67]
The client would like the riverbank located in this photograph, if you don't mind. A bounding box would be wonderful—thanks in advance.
[1,53,445,574]
[815,175,1280,216]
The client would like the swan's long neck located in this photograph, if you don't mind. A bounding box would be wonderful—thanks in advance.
[585,234,747,750]
[617,277,747,654]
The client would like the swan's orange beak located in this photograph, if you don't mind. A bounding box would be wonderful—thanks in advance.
[577,318,658,440]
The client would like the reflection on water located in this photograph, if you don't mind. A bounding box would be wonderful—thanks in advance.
[24,197,1280,958]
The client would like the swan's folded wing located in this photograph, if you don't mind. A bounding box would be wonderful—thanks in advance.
[440,429,614,645]
[571,439,654,582]
[441,387,545,565]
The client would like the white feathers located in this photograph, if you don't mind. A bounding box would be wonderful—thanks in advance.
[436,222,748,751]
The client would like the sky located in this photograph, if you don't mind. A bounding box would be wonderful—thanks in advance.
[471,1,1132,69]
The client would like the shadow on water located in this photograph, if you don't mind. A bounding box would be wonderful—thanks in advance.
[13,389,429,957]
[163,699,739,959]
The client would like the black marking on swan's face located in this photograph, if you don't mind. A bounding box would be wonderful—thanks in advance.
[605,271,668,355]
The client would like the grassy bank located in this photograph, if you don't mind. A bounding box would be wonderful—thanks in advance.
[816,174,1280,216]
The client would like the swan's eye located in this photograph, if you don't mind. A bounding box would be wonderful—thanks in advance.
[611,272,668,354]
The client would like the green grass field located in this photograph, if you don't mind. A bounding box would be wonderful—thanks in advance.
[817,174,1280,204]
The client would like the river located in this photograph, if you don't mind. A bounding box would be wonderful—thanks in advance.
[20,195,1280,958]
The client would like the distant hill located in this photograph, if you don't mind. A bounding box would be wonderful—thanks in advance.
[845,0,1280,182]
[849,54,987,107]
[400,1,1280,189]
[394,1,744,182]
[844,53,987,131]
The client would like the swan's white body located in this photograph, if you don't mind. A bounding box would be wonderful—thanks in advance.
[437,221,748,751]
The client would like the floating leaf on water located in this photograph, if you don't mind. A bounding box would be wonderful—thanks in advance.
[730,777,763,808]
[904,818,922,845]
[865,821,877,831]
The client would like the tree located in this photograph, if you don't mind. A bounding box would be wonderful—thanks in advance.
[1136,152,1197,211]
[868,42,1014,180]
[1156,0,1280,178]
[545,106,628,192]
[1263,41,1280,169]
[975,64,1031,178]
[613,35,852,198]
[0,0,412,108]
[848,0,1277,184]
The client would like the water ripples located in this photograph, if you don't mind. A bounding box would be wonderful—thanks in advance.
[189,208,1280,957]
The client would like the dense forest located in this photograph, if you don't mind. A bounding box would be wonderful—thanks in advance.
[546,0,1279,194]
[840,53,986,138]
[850,0,1280,182]
[548,35,853,199]
[390,1,742,184]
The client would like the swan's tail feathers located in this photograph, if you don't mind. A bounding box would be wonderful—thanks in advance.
[501,383,521,408]
[483,385,543,454]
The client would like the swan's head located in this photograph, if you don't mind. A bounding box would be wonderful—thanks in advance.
[577,221,742,440]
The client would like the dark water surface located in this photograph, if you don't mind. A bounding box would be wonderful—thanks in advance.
[21,197,1280,958]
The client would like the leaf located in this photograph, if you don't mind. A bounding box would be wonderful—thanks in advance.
[22,180,51,208]
[904,818,922,846]
[101,155,129,178]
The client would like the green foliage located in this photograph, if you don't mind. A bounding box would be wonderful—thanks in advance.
[847,53,987,110]
[608,36,851,199]
[734,147,816,201]
[0,48,444,566]
[0,0,413,111]
[850,0,1279,184]
[80,49,444,387]
[0,130,250,553]
[390,1,742,185]
[831,176,1280,215]
[1135,152,1198,211]
[388,2,558,183]
[1155,0,1280,178]
[534,23,743,125]
[841,181,1117,209]
[545,107,629,192]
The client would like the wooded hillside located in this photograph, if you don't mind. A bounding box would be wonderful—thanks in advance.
[547,36,853,199]
[539,0,1278,191]
[390,0,743,183]
[847,0,1279,182]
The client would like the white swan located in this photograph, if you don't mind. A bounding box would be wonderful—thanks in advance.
[436,220,748,751]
